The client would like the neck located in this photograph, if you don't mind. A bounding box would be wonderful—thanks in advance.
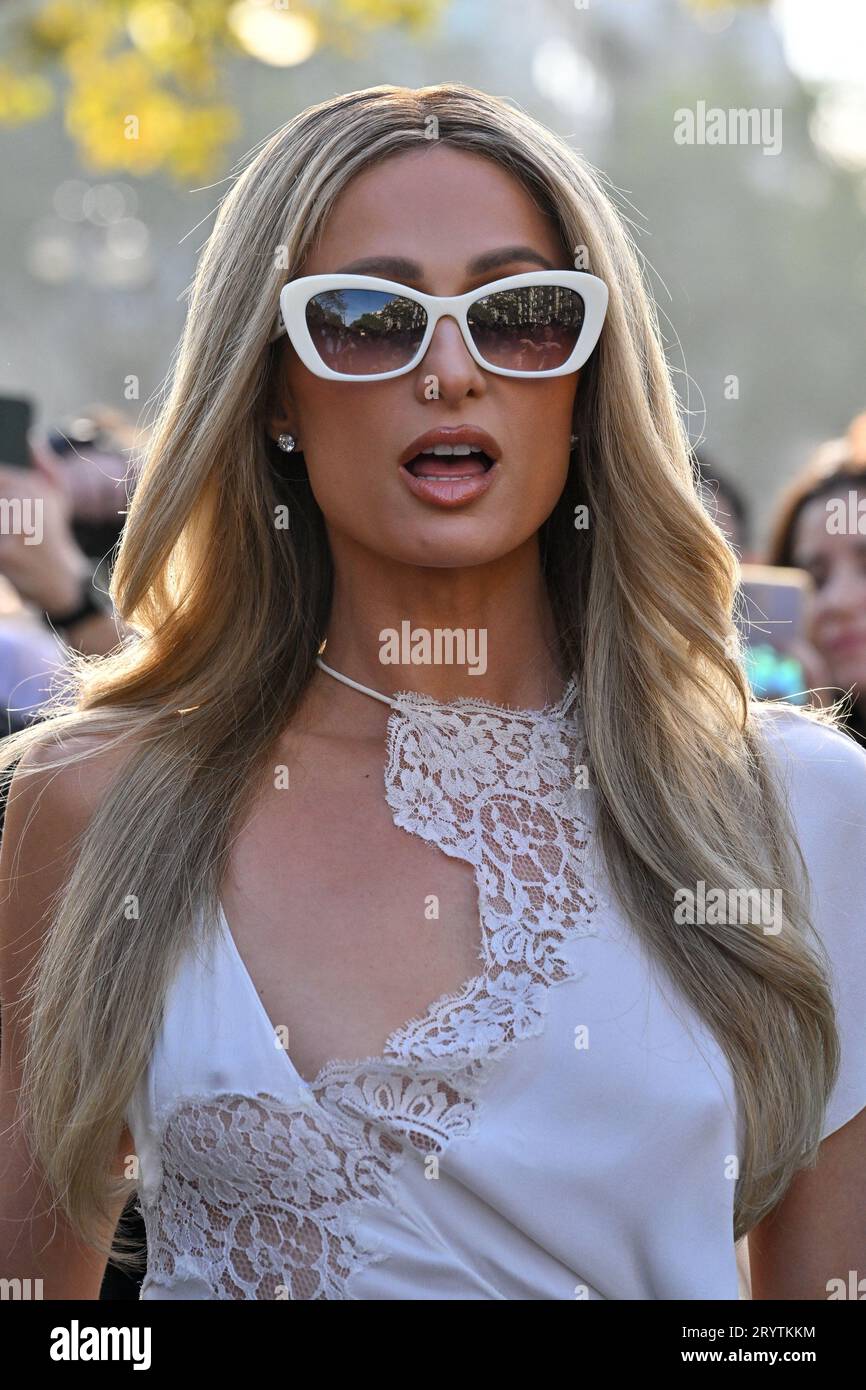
[318,532,566,709]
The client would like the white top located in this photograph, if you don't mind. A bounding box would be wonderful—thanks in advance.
[126,669,866,1299]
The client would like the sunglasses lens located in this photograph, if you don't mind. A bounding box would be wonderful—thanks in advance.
[305,289,427,375]
[468,285,585,371]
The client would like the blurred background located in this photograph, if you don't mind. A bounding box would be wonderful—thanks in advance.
[1,0,865,1301]
[1,0,865,535]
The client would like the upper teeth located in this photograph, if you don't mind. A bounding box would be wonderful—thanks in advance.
[420,444,484,455]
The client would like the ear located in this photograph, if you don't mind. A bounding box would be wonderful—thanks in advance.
[570,368,582,425]
[266,408,298,446]
[265,349,299,444]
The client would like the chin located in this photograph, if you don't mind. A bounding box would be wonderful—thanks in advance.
[358,508,523,563]
[818,643,866,690]
[381,533,520,570]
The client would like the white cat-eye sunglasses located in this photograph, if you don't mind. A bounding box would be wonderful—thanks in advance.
[268,270,608,381]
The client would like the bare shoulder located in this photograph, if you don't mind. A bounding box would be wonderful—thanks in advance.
[0,719,146,1008]
[0,722,147,1133]
[4,723,144,838]
[0,720,147,1016]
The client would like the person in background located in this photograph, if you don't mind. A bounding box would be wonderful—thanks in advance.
[0,406,140,733]
[695,446,837,710]
[766,413,866,746]
[44,405,141,576]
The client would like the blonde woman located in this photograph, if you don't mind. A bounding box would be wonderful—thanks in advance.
[1,84,865,1302]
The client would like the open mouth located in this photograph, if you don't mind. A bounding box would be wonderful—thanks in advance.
[403,446,496,479]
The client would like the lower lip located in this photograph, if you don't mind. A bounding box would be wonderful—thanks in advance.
[399,461,499,508]
[827,632,866,656]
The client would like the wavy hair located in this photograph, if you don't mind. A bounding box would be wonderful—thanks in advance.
[0,83,842,1258]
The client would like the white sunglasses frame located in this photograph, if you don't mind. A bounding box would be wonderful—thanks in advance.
[269,270,609,380]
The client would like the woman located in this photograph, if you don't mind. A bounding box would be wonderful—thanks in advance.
[767,417,866,746]
[1,83,864,1301]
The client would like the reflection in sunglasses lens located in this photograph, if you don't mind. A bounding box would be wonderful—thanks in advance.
[305,284,585,375]
[306,289,427,374]
[468,286,585,370]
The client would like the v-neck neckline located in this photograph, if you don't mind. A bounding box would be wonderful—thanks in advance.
[217,896,488,1097]
[217,671,584,1099]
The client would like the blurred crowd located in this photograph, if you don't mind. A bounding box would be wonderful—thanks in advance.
[697,410,866,745]
[0,404,139,733]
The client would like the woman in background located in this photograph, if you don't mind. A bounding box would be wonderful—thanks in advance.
[768,414,866,745]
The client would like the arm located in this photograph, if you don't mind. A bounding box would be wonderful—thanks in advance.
[32,545,127,657]
[748,1105,866,1299]
[0,740,134,1299]
[0,458,128,657]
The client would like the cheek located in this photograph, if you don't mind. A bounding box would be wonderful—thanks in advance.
[807,589,866,686]
[294,386,386,498]
[516,451,572,523]
[807,593,835,641]
[500,381,577,462]
[811,571,866,623]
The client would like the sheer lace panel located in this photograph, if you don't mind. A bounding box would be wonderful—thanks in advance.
[141,1093,402,1300]
[140,683,599,1299]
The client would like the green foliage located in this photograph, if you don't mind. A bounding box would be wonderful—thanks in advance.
[0,0,447,180]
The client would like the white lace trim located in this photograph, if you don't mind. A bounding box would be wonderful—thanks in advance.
[139,682,599,1299]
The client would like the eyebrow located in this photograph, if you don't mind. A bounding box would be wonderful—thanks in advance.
[334,246,558,279]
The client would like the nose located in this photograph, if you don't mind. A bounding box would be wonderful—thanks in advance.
[814,557,864,621]
[413,313,486,404]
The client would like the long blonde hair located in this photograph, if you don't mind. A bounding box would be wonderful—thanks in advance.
[1,83,841,1258]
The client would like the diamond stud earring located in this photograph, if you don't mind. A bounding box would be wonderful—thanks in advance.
[276,433,297,453]
[570,432,578,448]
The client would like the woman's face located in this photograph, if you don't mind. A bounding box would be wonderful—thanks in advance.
[792,488,866,696]
[269,144,581,570]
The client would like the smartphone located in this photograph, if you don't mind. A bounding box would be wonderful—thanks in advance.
[736,563,810,703]
[0,395,34,469]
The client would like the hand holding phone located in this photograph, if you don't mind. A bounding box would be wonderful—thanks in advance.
[0,396,33,470]
[0,399,89,613]
[737,564,830,704]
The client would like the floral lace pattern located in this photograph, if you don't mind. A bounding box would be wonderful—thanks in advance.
[142,1093,402,1300]
[140,680,599,1299]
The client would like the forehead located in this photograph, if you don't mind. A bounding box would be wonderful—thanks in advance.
[793,490,866,556]
[301,144,570,279]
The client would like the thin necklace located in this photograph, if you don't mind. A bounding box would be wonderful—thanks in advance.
[316,655,404,709]
[315,655,576,715]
